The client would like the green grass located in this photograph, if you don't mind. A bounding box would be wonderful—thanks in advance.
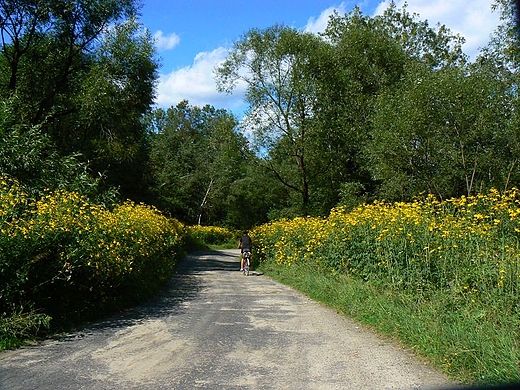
[0,309,51,351]
[259,260,520,387]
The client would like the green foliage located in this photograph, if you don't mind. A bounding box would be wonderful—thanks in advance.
[0,127,106,200]
[185,225,238,249]
[0,0,158,202]
[216,25,328,214]
[216,3,473,217]
[148,101,254,226]
[252,190,520,384]
[373,2,467,68]
[0,307,51,350]
[310,8,410,211]
[367,64,512,201]
[224,168,287,228]
[75,17,158,201]
[0,97,117,205]
[482,0,520,71]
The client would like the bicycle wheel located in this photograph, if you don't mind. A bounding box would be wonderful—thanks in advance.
[243,253,250,276]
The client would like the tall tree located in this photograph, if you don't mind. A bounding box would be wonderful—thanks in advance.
[481,0,520,71]
[216,4,469,217]
[319,3,468,204]
[0,0,158,200]
[372,1,467,69]
[216,25,326,216]
[367,64,510,201]
[478,0,520,192]
[310,7,409,211]
[0,0,138,124]
[75,17,158,201]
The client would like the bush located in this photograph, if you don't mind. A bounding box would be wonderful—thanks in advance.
[252,190,520,384]
[185,225,238,248]
[0,308,51,349]
[0,176,185,332]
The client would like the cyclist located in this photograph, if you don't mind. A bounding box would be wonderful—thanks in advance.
[238,230,252,271]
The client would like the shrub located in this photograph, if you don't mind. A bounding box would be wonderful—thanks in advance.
[186,225,238,248]
[0,176,185,330]
[252,189,520,383]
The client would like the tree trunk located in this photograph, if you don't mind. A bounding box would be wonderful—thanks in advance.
[198,179,213,225]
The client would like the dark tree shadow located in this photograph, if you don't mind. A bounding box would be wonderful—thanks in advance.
[55,250,240,339]
[179,249,241,273]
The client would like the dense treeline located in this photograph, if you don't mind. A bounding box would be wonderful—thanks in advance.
[215,0,520,219]
[1,0,519,228]
[0,0,157,203]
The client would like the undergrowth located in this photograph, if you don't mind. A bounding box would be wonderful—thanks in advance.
[259,261,519,386]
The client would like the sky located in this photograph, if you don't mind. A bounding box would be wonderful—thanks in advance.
[137,0,502,116]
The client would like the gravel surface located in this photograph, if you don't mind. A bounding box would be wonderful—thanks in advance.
[0,249,460,389]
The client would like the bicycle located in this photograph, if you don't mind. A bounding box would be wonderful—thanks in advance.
[242,250,251,276]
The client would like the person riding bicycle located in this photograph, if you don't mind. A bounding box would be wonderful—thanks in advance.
[238,230,252,271]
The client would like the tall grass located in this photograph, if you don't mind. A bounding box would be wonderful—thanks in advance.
[252,189,520,385]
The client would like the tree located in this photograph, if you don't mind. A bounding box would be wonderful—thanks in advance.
[216,25,327,216]
[224,162,289,227]
[371,1,467,69]
[480,0,520,72]
[318,3,468,204]
[363,0,520,202]
[477,0,520,192]
[215,3,470,218]
[367,64,510,201]
[0,0,158,200]
[149,101,251,226]
[309,7,409,211]
[0,0,138,124]
[74,17,158,201]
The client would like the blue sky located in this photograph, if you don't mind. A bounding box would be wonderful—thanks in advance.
[138,0,501,116]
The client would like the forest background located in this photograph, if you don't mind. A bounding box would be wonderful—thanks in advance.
[1,0,519,230]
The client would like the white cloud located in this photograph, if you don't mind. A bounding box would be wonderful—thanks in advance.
[154,30,181,51]
[374,0,501,60]
[155,47,246,113]
[155,1,501,115]
[304,2,348,33]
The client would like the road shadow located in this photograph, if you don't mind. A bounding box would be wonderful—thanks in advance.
[178,249,263,276]
[179,249,241,273]
[57,250,239,339]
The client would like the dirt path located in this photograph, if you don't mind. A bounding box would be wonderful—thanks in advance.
[0,249,458,389]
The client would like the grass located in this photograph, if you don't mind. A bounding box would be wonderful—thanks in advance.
[0,309,51,350]
[207,240,238,250]
[259,260,520,387]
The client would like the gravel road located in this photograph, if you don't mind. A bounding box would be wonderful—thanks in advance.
[0,249,459,389]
